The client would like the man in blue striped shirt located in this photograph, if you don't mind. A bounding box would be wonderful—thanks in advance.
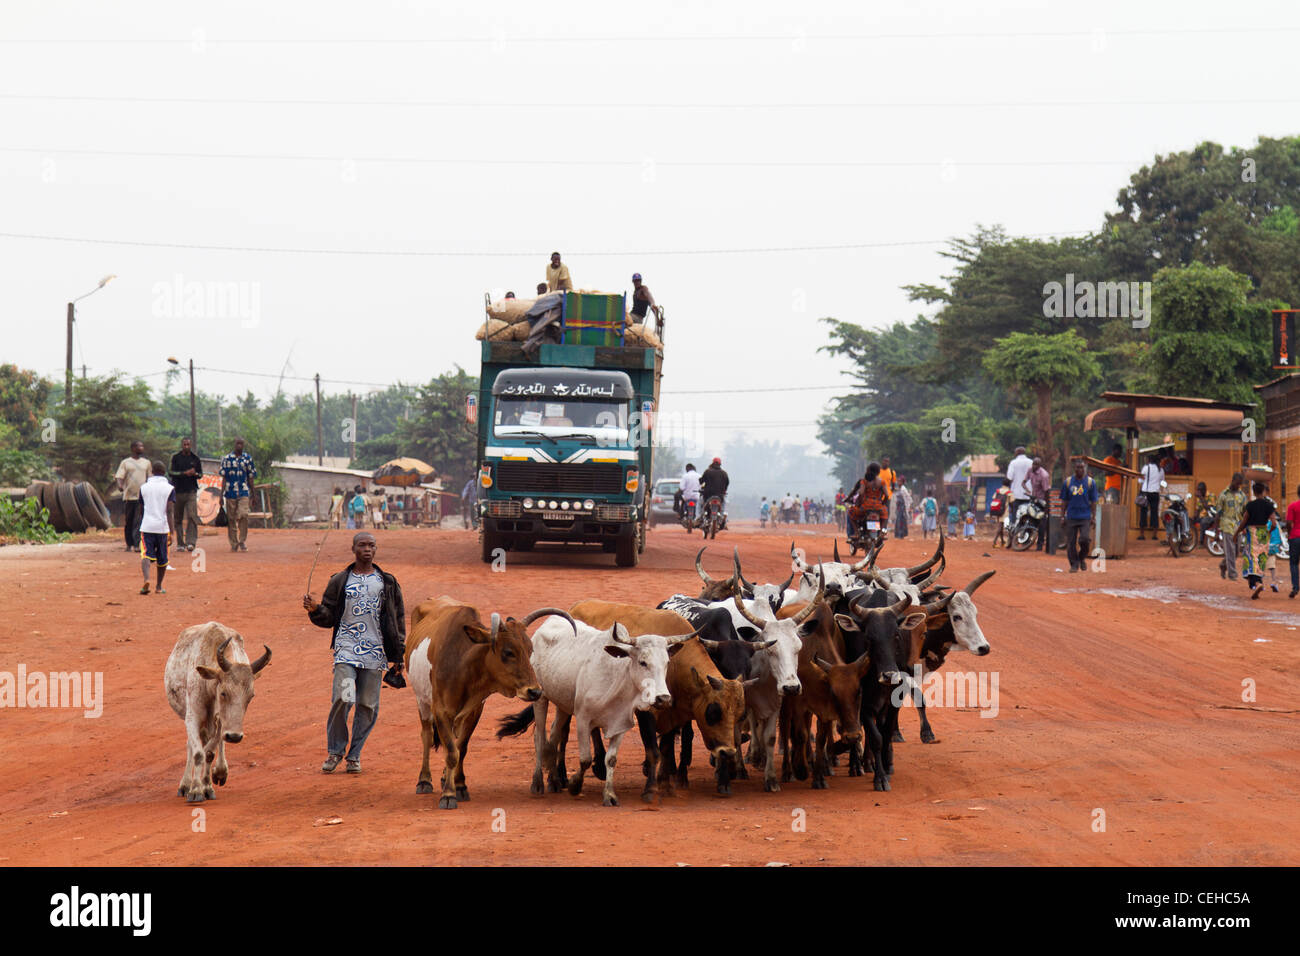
[219,437,257,552]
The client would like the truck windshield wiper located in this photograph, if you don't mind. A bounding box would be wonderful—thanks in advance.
[497,430,554,443]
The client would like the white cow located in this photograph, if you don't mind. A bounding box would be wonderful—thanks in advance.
[789,539,880,602]
[730,561,825,792]
[164,622,271,803]
[514,617,694,807]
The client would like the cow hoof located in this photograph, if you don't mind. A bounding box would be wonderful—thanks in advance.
[716,784,731,796]
[848,766,862,778]
[873,777,890,792]
[546,779,562,794]
[676,776,690,790]
[203,787,216,800]
[212,768,228,786]
[921,732,937,744]
[641,790,656,804]
[185,791,205,803]
[763,779,780,793]
[792,767,807,782]
[530,777,544,795]
[177,786,186,797]
[455,786,470,801]
[812,778,828,790]
[568,781,583,797]
[415,781,434,795]
[437,796,458,810]
[892,730,905,743]
[735,765,749,780]
[603,794,619,807]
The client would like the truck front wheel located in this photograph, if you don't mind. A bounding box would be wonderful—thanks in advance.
[615,528,639,568]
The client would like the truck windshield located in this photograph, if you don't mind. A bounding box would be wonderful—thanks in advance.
[494,397,629,442]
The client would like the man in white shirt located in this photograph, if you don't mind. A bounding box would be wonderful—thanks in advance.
[114,439,151,551]
[1138,453,1165,540]
[137,461,176,595]
[680,464,702,523]
[1005,446,1033,527]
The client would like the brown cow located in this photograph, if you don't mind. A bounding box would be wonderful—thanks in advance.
[404,596,573,809]
[570,599,747,798]
[775,602,870,789]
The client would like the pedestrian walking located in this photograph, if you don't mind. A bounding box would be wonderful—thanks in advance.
[1285,485,1300,599]
[946,500,959,537]
[1235,481,1277,600]
[113,439,150,551]
[963,508,976,540]
[169,437,202,551]
[303,532,406,774]
[1211,473,1247,581]
[1060,459,1098,572]
[348,485,367,529]
[137,461,176,594]
[894,479,912,539]
[920,488,938,538]
[219,437,257,552]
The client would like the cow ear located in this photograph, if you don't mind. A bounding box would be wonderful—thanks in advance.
[833,613,860,632]
[798,619,819,637]
[902,612,927,630]
[603,645,631,659]
[464,624,491,645]
[667,642,687,658]
[195,665,221,681]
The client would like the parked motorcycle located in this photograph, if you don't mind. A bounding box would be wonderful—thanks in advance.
[1200,504,1224,556]
[1010,497,1048,551]
[1160,491,1196,557]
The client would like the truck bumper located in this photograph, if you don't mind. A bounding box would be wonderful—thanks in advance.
[483,514,633,546]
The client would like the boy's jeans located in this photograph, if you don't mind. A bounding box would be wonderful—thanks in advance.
[327,663,382,760]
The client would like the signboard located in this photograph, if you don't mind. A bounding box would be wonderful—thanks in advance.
[1273,309,1299,370]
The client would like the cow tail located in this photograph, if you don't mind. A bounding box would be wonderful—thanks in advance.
[495,705,536,739]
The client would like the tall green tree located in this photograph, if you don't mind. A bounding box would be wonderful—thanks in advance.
[982,330,1102,472]
[52,374,161,488]
[1141,262,1274,407]
[396,368,480,490]
[0,364,53,450]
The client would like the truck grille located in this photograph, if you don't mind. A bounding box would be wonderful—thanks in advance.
[496,461,624,494]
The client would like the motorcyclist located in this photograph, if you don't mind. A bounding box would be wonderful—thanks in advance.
[680,463,702,524]
[699,457,730,528]
[847,462,889,541]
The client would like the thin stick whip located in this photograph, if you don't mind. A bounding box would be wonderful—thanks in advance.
[306,529,330,597]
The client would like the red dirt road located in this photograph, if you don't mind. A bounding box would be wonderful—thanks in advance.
[1,523,1297,866]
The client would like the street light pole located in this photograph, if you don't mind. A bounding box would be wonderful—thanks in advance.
[188,359,197,448]
[66,275,117,402]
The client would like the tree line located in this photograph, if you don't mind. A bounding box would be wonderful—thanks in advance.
[817,135,1295,492]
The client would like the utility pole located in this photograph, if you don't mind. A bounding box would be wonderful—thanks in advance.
[188,359,198,448]
[81,364,87,379]
[350,391,358,463]
[315,373,324,465]
[66,302,74,401]
[217,404,224,444]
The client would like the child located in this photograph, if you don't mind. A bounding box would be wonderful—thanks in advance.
[920,489,938,539]
[946,500,959,536]
[963,508,976,540]
[759,497,770,528]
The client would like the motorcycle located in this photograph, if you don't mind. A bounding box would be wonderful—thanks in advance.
[1200,504,1224,556]
[1009,497,1048,551]
[1160,491,1196,557]
[681,497,698,534]
[700,495,726,539]
[847,510,885,556]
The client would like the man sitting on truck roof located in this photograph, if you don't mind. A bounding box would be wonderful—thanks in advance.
[546,251,573,292]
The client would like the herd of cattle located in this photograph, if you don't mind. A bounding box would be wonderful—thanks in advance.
[163,529,994,809]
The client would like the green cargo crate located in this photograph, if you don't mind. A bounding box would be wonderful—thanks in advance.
[561,291,625,346]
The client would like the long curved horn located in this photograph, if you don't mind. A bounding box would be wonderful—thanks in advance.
[250,645,272,674]
[905,527,944,577]
[915,556,946,591]
[778,570,795,592]
[856,567,890,587]
[666,624,706,645]
[923,591,956,614]
[216,637,232,672]
[850,538,882,572]
[888,593,913,617]
[695,547,718,586]
[490,612,502,646]
[733,547,755,592]
[789,541,809,571]
[963,570,996,595]
[792,565,824,624]
[867,539,884,569]
[731,592,768,631]
[520,606,576,634]
[611,621,636,645]
[833,539,842,563]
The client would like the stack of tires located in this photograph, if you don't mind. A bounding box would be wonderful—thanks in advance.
[25,481,112,533]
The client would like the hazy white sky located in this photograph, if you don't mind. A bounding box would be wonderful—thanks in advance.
[3,0,1297,461]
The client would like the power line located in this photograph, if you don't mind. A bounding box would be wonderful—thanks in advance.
[4,93,1299,109]
[0,145,1143,169]
[0,228,1093,257]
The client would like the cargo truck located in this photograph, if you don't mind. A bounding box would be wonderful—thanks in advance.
[471,291,663,567]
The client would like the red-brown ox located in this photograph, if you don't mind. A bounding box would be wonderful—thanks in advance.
[404,596,573,810]
[570,599,749,799]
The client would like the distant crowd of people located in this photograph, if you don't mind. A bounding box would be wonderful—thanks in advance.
[758,493,835,527]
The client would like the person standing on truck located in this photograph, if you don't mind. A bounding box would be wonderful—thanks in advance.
[546,252,573,292]
[630,273,659,325]
[700,457,730,526]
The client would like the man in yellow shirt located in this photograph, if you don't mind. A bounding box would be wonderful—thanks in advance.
[878,455,896,532]
[545,252,573,292]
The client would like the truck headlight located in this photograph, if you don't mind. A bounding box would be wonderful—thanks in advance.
[583,499,595,510]
[523,497,533,509]
[560,501,570,510]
